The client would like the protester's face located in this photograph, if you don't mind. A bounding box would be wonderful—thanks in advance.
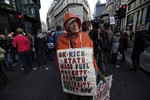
[68,20,80,35]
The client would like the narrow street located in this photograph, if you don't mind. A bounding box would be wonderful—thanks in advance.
[0,49,150,100]
[0,61,65,100]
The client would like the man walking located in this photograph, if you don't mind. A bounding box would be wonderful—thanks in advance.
[13,28,32,75]
[131,24,148,72]
[34,29,47,67]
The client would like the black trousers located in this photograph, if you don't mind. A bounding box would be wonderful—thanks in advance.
[131,49,142,70]
[112,53,118,64]
[0,61,9,85]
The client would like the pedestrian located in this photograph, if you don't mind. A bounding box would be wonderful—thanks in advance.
[131,24,148,72]
[56,12,105,100]
[82,21,91,35]
[124,27,132,48]
[54,25,63,47]
[47,32,54,60]
[119,31,128,63]
[126,26,134,41]
[89,22,106,74]
[13,28,32,76]
[111,27,121,65]
[5,33,14,71]
[26,33,35,61]
[34,29,47,67]
[100,23,113,63]
[0,45,9,85]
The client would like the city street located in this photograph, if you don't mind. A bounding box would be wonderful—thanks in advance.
[0,50,150,100]
[106,49,150,100]
[0,0,150,100]
[0,61,65,100]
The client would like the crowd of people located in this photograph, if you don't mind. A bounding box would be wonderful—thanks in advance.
[0,12,149,100]
[0,27,63,85]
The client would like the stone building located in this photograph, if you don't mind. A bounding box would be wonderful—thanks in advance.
[47,0,91,31]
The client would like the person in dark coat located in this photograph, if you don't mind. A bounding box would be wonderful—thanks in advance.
[34,29,47,67]
[0,34,9,85]
[119,31,129,63]
[131,24,147,72]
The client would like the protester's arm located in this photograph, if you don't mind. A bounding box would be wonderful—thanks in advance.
[93,57,106,82]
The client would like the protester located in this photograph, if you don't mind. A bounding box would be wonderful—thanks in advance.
[56,12,105,100]
[13,28,32,76]
[34,29,47,67]
[131,24,148,72]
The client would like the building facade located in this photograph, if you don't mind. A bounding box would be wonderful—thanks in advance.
[93,0,106,17]
[103,0,115,23]
[125,0,150,32]
[47,0,91,31]
[41,21,47,32]
[113,0,150,32]
[0,0,41,35]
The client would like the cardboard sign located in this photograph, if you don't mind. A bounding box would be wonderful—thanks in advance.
[57,48,97,96]
[93,75,113,100]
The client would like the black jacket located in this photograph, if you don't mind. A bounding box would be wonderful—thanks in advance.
[34,33,47,51]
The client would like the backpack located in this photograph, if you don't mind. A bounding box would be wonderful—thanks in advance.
[144,30,150,48]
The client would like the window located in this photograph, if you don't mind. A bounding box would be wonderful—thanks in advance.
[136,10,140,25]
[127,14,134,26]
[5,0,10,4]
[129,1,136,11]
[146,6,150,30]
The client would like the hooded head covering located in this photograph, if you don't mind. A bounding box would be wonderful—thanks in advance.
[64,12,81,34]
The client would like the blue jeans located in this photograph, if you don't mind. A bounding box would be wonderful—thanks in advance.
[5,52,13,70]
[18,50,32,73]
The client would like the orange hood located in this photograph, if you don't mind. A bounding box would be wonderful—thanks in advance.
[64,12,81,34]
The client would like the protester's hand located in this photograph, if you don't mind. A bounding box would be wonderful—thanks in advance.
[97,70,106,83]
[101,75,106,83]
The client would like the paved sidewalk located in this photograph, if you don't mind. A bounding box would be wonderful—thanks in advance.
[122,48,150,73]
